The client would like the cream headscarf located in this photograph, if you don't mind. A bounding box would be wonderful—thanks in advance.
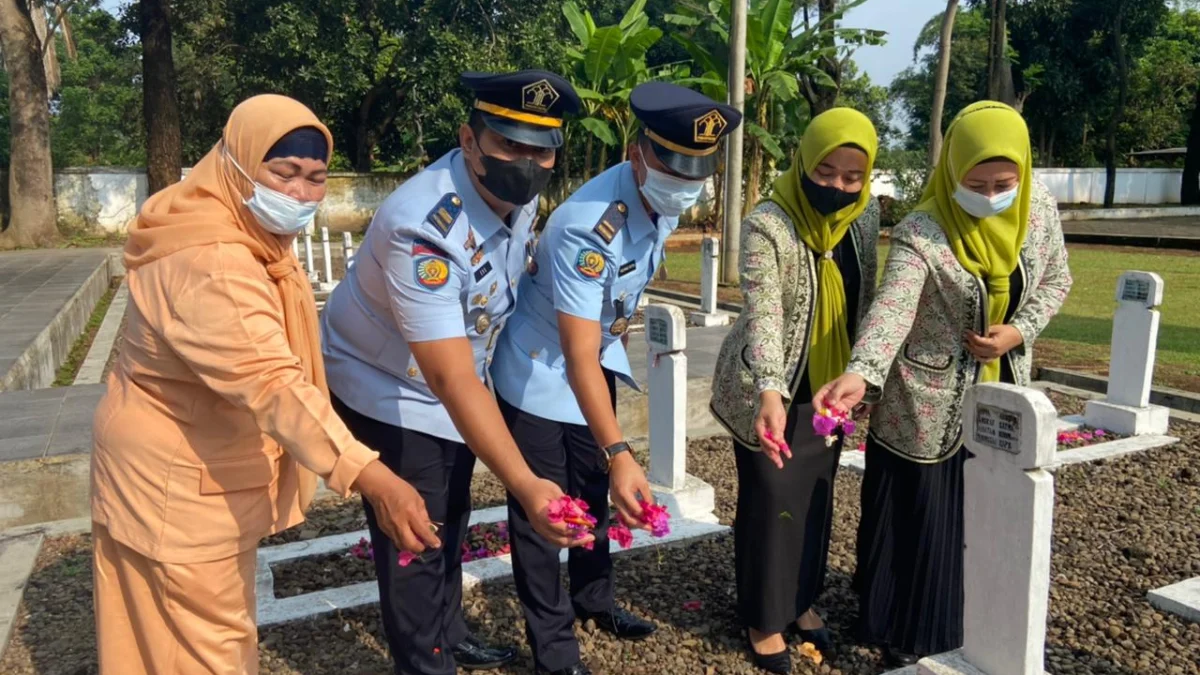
[124,94,334,395]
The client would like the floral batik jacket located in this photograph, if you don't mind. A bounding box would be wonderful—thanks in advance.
[846,179,1072,463]
[710,199,881,448]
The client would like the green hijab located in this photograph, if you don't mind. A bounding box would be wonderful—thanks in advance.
[918,101,1033,383]
[769,108,878,393]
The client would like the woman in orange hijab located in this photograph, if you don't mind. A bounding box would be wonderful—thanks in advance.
[90,95,439,674]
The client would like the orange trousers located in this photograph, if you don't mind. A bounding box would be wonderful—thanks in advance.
[92,523,259,675]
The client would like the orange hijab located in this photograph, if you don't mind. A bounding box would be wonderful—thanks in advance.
[124,94,334,394]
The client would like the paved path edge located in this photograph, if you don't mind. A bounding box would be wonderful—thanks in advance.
[0,532,45,661]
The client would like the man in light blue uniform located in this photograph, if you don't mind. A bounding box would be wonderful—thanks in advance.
[321,70,591,675]
[489,82,742,675]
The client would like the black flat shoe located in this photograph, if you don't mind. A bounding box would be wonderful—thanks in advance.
[452,633,517,670]
[883,646,920,667]
[793,625,834,655]
[536,664,592,675]
[746,631,792,674]
[578,607,657,640]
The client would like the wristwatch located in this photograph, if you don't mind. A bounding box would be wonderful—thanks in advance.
[863,382,883,405]
[599,441,632,473]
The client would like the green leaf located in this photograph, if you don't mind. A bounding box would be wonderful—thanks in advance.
[565,47,586,61]
[663,13,702,27]
[580,116,619,146]
[575,86,605,101]
[620,26,662,62]
[619,0,647,31]
[584,25,622,85]
[622,14,650,39]
[562,1,591,45]
[762,69,799,101]
[747,122,785,160]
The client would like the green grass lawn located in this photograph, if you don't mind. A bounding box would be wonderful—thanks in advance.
[661,243,1200,390]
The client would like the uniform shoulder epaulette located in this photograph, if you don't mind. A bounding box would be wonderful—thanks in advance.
[425,192,463,237]
[591,200,628,245]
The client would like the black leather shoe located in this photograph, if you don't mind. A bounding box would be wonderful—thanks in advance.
[883,646,920,667]
[746,631,792,674]
[536,664,592,675]
[452,633,517,670]
[579,607,657,640]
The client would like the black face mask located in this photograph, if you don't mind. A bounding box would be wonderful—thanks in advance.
[475,154,552,206]
[801,171,861,216]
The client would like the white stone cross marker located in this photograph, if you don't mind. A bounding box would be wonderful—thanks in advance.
[291,238,300,261]
[342,232,355,274]
[1083,271,1169,436]
[917,383,1057,675]
[689,237,731,326]
[645,304,687,491]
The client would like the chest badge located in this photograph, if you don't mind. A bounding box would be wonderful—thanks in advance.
[471,247,485,266]
[464,230,477,251]
[474,311,492,334]
[609,317,629,336]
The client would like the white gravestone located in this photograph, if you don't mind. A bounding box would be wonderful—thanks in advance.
[291,238,300,261]
[302,227,317,282]
[1083,271,1169,436]
[916,383,1056,675]
[319,227,335,290]
[645,304,687,491]
[689,237,731,327]
[342,232,355,275]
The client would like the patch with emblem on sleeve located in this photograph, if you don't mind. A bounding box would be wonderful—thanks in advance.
[425,193,463,237]
[591,200,628,245]
[618,260,637,277]
[413,238,449,258]
[576,248,606,278]
[415,256,450,289]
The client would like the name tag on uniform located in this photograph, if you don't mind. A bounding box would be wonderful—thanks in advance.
[474,261,493,282]
[619,261,637,277]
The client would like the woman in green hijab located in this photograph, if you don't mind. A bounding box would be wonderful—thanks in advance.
[710,108,881,673]
[815,102,1072,665]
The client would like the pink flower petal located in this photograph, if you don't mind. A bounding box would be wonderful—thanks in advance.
[398,551,419,567]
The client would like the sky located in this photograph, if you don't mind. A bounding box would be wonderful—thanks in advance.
[841,0,947,89]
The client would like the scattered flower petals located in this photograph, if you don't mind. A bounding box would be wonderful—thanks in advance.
[682,600,704,611]
[856,442,866,453]
[397,551,419,567]
[799,642,824,665]
[608,523,635,549]
[1057,426,1117,450]
[813,406,855,447]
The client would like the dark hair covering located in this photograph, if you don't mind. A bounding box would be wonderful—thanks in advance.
[264,126,329,162]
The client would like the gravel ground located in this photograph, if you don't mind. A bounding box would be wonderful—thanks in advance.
[2,393,1197,675]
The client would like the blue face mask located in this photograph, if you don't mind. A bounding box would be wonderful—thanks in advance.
[953,183,1018,219]
[225,146,320,236]
[639,154,706,219]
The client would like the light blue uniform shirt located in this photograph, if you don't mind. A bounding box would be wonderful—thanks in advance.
[490,162,678,425]
[322,149,537,442]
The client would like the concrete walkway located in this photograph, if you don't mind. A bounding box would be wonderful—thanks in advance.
[0,384,105,462]
[1061,216,1200,249]
[0,249,117,391]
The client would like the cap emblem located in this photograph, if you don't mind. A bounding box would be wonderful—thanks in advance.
[694,109,728,144]
[522,79,560,114]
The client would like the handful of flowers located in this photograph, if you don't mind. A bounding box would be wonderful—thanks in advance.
[608,500,672,549]
[548,495,600,549]
[812,405,856,447]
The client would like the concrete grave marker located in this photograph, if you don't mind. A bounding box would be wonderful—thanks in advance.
[689,237,731,327]
[302,226,317,282]
[645,304,687,490]
[319,227,335,290]
[910,383,1057,675]
[1084,271,1169,435]
[342,232,355,271]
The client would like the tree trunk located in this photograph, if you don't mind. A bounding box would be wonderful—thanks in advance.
[140,0,182,195]
[987,0,1016,105]
[811,0,840,114]
[928,0,959,166]
[583,135,593,182]
[1104,7,1128,209]
[1182,85,1200,205]
[1048,127,1057,167]
[598,144,608,176]
[0,0,56,249]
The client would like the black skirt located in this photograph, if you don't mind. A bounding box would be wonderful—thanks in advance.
[854,437,967,655]
[733,400,841,633]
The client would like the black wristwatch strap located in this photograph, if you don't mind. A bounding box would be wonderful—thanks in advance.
[604,441,632,461]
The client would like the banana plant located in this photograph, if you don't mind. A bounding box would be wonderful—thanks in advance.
[562,0,663,176]
[666,0,884,217]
